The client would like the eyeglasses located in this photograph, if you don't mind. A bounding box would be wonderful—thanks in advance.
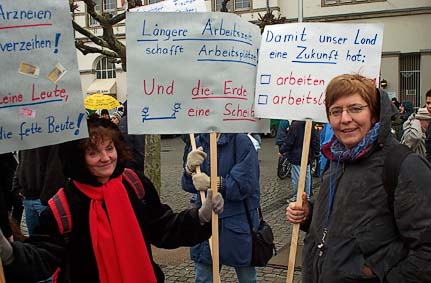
[328,104,369,117]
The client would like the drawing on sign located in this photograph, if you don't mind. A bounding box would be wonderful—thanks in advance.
[141,102,183,123]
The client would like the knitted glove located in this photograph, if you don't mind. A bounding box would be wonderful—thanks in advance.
[185,147,207,174]
[192,172,210,191]
[0,228,14,265]
[198,189,224,224]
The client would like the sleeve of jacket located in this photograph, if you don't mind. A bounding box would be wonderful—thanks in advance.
[219,135,259,201]
[384,154,431,282]
[4,209,66,283]
[140,175,211,249]
[400,118,422,150]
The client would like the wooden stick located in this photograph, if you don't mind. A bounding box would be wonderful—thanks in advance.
[210,132,220,283]
[0,258,6,283]
[286,119,312,283]
[189,133,221,283]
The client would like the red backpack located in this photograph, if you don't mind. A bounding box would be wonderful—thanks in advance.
[47,168,145,282]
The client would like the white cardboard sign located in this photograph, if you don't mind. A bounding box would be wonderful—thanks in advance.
[0,0,88,154]
[126,12,269,134]
[254,23,384,123]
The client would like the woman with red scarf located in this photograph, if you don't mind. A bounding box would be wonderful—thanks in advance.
[0,118,224,283]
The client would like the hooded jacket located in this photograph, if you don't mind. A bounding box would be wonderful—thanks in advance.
[5,138,211,283]
[301,89,431,283]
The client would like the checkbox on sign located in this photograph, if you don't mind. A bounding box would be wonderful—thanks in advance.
[258,94,269,105]
[260,74,271,84]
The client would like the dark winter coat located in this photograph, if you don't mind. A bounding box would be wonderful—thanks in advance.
[5,140,211,283]
[426,121,431,162]
[301,89,431,282]
[182,133,260,267]
[0,153,18,238]
[13,145,65,204]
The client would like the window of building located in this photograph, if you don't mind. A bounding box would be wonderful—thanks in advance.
[399,53,421,107]
[88,0,116,27]
[322,0,384,6]
[95,57,117,79]
[147,0,163,4]
[214,0,250,11]
[234,0,250,10]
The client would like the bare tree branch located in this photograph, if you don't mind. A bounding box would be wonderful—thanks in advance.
[75,41,119,58]
[72,20,111,49]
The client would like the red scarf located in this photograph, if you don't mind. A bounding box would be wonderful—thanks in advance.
[74,175,157,283]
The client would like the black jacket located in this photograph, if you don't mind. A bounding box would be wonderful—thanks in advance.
[5,139,211,283]
[301,89,431,283]
[279,120,318,165]
[13,145,65,204]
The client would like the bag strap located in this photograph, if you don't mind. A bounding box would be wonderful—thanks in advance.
[48,169,145,237]
[382,143,412,211]
[123,168,145,199]
[48,188,72,235]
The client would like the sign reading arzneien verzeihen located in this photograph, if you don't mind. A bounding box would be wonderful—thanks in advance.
[126,12,269,134]
[254,23,384,123]
[0,0,88,154]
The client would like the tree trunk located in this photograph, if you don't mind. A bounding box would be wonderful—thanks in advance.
[144,135,161,194]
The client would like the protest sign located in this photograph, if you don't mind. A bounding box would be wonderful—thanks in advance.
[254,23,384,123]
[0,0,88,154]
[126,12,268,134]
[130,0,207,13]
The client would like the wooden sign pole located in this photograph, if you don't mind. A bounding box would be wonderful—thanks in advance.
[0,258,6,283]
[210,132,220,283]
[286,119,312,283]
[189,133,221,283]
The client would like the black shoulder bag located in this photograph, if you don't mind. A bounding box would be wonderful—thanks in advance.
[243,200,276,266]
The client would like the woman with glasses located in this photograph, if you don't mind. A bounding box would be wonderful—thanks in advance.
[286,73,431,282]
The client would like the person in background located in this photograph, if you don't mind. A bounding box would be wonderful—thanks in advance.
[275,119,290,150]
[425,89,431,162]
[1,118,224,283]
[395,100,414,140]
[182,133,260,283]
[279,120,318,202]
[318,123,334,177]
[401,108,431,157]
[110,111,122,126]
[286,73,431,282]
[100,109,110,120]
[391,97,401,109]
[118,101,146,174]
[13,145,65,237]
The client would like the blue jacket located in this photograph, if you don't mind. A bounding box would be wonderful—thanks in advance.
[182,133,260,267]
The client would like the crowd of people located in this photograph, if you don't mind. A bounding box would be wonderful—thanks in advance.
[1,75,431,283]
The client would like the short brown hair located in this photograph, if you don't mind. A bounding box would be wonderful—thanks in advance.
[80,118,132,166]
[325,74,379,120]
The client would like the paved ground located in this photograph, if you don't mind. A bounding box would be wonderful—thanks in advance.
[155,136,320,283]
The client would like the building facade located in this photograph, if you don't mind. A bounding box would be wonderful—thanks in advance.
[73,0,431,106]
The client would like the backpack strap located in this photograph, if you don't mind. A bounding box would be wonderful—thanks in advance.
[48,188,72,235]
[382,143,413,211]
[123,168,145,199]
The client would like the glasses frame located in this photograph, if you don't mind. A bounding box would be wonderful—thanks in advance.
[328,104,369,117]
